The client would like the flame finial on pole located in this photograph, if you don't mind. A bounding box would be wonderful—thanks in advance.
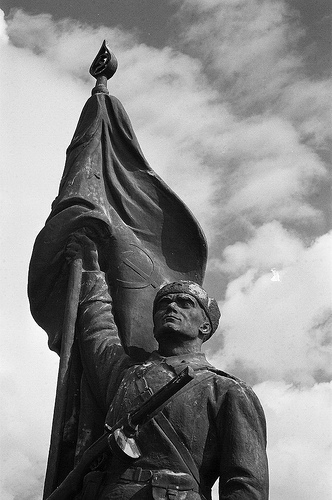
[90,40,118,95]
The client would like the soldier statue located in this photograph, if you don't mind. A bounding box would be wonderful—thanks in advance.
[63,231,268,500]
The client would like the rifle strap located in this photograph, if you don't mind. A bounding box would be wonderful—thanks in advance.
[153,371,214,497]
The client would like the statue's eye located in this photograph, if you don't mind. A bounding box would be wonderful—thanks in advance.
[178,297,195,308]
[156,298,171,309]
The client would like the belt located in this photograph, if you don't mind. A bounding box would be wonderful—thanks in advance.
[120,467,153,483]
[119,468,198,491]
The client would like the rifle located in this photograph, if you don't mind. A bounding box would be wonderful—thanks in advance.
[46,365,194,500]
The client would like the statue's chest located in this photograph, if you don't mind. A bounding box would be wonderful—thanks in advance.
[106,361,176,425]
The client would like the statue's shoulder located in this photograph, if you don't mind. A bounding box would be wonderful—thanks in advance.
[201,364,256,394]
[204,365,245,382]
[204,366,266,421]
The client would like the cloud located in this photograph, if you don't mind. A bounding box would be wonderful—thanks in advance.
[1,3,331,500]
[0,324,58,500]
[0,8,8,42]
[172,0,331,235]
[256,381,332,500]
[279,79,332,148]
[212,379,332,499]
[3,8,227,239]
[207,230,332,386]
[218,221,304,274]
[4,3,330,244]
[221,117,326,226]
[175,0,304,110]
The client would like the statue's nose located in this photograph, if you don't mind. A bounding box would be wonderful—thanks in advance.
[166,301,178,312]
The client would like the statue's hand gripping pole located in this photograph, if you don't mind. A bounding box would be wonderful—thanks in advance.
[43,256,83,499]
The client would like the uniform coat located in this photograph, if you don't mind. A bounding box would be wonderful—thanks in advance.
[76,272,268,499]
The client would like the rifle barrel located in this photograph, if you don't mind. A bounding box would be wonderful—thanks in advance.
[131,366,194,427]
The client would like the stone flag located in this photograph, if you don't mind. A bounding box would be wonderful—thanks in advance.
[28,92,207,355]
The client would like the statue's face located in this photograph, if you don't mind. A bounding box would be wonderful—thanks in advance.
[153,292,208,343]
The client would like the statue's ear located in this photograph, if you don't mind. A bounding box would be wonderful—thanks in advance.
[199,321,211,340]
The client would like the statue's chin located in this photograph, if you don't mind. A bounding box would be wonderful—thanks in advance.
[154,325,181,342]
[155,328,199,350]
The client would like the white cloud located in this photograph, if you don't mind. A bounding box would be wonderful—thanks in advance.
[4,4,329,242]
[208,231,332,386]
[279,79,332,148]
[212,380,332,500]
[0,323,58,500]
[173,0,330,233]
[176,0,304,109]
[0,8,8,42]
[256,381,332,500]
[3,9,228,239]
[1,4,331,500]
[219,221,304,274]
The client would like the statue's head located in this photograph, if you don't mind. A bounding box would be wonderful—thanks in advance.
[153,281,221,347]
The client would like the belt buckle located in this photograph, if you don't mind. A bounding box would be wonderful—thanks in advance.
[133,467,153,482]
[133,467,143,482]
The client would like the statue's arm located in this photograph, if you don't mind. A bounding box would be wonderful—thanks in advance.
[67,231,126,410]
[218,383,269,500]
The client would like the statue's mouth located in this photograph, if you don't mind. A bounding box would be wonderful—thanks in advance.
[162,315,180,323]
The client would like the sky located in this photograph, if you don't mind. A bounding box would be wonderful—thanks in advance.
[0,1,331,499]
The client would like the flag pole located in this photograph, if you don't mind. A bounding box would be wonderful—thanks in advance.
[43,43,117,497]
[43,256,83,499]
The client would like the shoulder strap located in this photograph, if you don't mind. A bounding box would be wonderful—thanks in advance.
[153,411,200,485]
[153,371,214,498]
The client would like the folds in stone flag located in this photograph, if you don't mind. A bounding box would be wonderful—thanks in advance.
[28,92,207,357]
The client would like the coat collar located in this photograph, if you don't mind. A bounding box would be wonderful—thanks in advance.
[148,350,213,371]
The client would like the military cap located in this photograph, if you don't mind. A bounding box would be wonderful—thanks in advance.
[153,281,221,340]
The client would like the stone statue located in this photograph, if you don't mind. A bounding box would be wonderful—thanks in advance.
[28,43,268,500]
[63,232,268,500]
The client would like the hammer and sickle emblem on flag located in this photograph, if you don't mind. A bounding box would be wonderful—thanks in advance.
[117,244,159,289]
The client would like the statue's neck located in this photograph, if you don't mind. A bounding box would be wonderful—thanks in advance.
[157,338,202,357]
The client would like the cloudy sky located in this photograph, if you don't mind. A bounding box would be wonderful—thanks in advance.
[0,1,331,499]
